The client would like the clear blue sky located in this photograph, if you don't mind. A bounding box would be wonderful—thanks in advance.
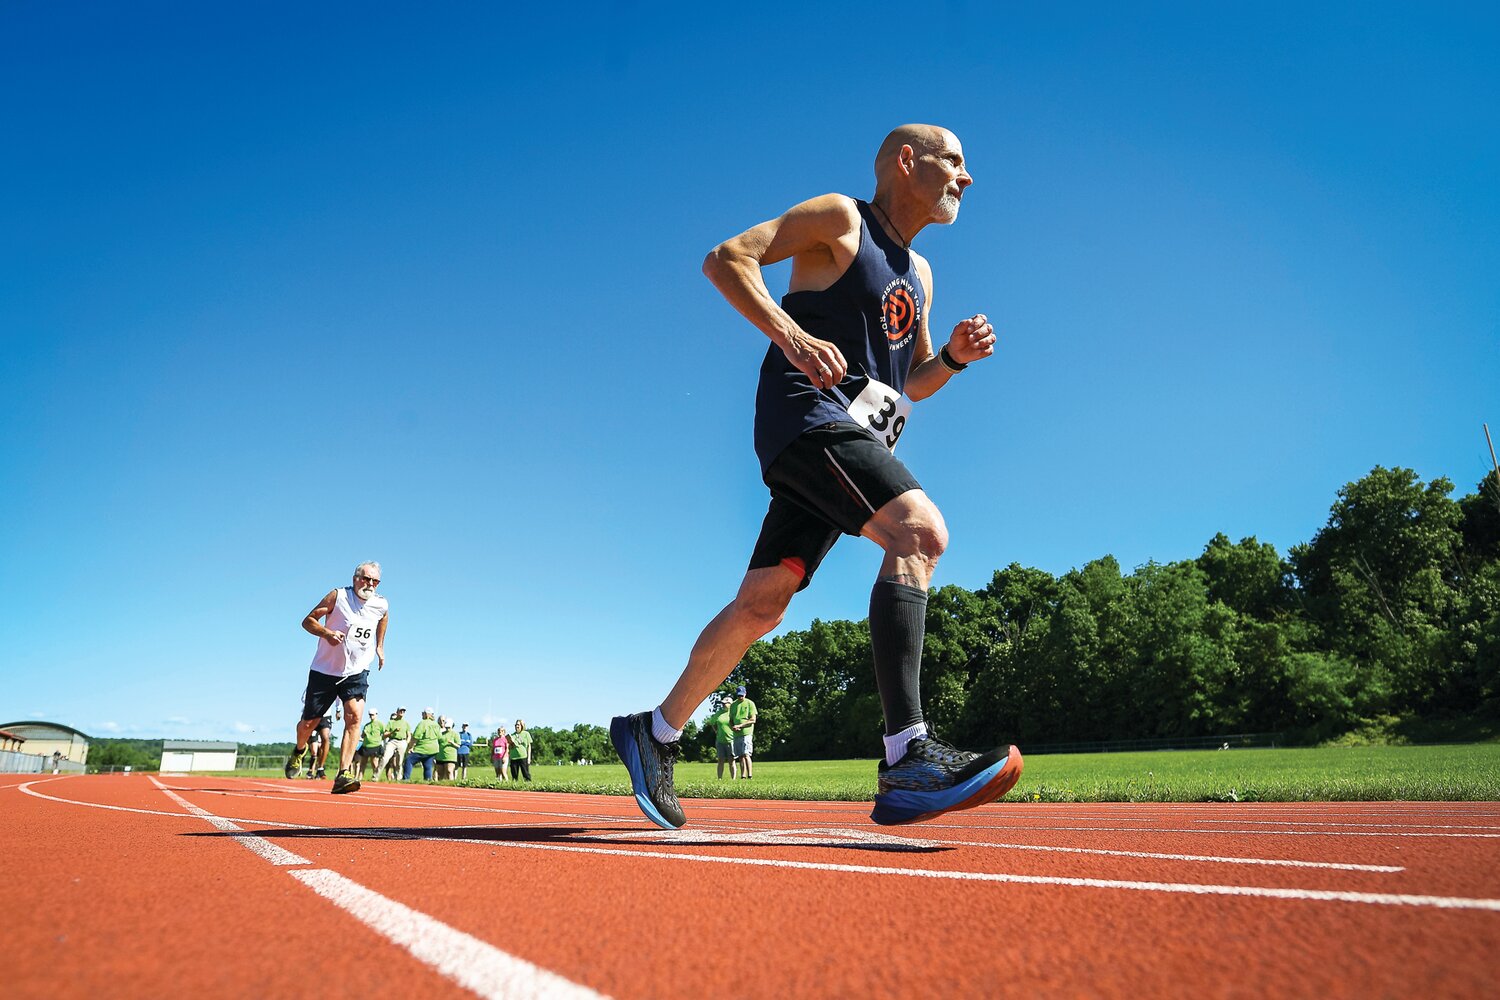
[3,2,1496,743]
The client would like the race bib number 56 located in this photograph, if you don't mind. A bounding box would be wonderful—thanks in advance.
[846,377,913,451]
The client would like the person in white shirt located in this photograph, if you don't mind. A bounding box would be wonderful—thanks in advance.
[284,561,390,794]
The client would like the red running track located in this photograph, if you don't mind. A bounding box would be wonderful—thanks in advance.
[5,773,1500,998]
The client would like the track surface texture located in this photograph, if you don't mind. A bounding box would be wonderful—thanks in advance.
[6,773,1499,998]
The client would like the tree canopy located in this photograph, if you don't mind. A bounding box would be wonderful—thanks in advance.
[711,467,1500,758]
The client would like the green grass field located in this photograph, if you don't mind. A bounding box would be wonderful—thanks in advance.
[235,743,1500,802]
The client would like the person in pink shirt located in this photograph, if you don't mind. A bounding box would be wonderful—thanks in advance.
[491,725,510,778]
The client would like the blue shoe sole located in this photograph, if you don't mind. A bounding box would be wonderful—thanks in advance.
[870,745,1024,826]
[610,716,681,830]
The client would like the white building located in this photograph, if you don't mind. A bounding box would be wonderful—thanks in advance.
[159,740,239,772]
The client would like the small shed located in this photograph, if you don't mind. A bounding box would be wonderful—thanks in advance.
[160,740,239,772]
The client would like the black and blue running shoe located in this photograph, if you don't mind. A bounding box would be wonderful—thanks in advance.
[610,712,686,829]
[870,736,1023,826]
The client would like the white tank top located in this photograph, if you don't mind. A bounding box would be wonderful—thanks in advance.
[309,587,389,678]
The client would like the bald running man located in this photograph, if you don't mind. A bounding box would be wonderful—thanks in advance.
[285,561,390,794]
[612,125,1023,829]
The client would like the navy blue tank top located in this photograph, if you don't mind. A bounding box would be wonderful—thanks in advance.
[752,199,924,474]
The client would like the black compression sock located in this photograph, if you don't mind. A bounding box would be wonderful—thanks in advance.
[869,579,928,735]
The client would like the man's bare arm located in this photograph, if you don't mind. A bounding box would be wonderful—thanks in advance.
[375,613,389,670]
[904,254,997,400]
[702,193,861,388]
[303,589,344,645]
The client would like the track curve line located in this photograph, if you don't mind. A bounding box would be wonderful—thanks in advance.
[143,776,611,1000]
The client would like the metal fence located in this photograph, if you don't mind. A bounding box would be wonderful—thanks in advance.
[0,751,88,774]
[236,755,293,770]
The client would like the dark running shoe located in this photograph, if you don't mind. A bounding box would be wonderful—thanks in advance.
[870,737,1024,826]
[331,771,360,794]
[610,712,686,829]
[284,751,304,780]
[315,767,327,780]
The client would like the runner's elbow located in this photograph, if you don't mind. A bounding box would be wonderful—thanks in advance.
[702,245,731,281]
[703,243,753,285]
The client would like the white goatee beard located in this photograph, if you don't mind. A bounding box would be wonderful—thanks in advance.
[936,194,961,223]
[356,585,375,600]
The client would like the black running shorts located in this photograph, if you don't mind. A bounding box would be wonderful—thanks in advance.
[748,422,921,591]
[300,669,370,722]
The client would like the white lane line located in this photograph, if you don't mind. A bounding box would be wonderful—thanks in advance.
[902,823,1500,839]
[209,783,1500,832]
[1191,818,1500,831]
[164,779,598,812]
[31,779,1416,874]
[163,821,1486,913]
[207,789,648,826]
[152,782,612,999]
[20,780,595,835]
[150,778,310,866]
[163,783,653,827]
[594,826,939,851]
[592,828,1403,872]
[18,776,233,820]
[32,779,1498,910]
[201,787,600,816]
[286,828,1499,913]
[171,788,1402,867]
[244,781,325,794]
[963,840,1403,871]
[290,869,607,999]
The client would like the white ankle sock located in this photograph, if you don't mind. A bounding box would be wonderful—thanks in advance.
[652,707,683,744]
[883,722,928,766]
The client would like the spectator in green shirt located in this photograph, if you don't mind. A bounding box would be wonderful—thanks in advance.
[404,708,441,781]
[380,706,411,780]
[730,685,758,778]
[709,695,738,779]
[356,709,385,782]
[437,716,461,780]
[508,719,533,782]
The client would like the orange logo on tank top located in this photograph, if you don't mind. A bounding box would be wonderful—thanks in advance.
[879,278,920,349]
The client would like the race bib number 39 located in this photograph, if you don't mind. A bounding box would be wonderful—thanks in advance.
[846,377,913,451]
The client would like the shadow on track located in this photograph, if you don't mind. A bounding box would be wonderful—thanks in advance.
[184,824,946,854]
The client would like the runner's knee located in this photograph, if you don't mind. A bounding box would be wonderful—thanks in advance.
[735,592,789,636]
[885,508,948,568]
[729,569,798,636]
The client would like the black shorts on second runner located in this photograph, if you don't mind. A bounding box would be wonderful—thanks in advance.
[748,421,921,592]
[300,669,370,722]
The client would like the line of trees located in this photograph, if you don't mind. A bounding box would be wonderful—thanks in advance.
[84,466,1498,768]
[725,467,1500,759]
[87,739,163,770]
